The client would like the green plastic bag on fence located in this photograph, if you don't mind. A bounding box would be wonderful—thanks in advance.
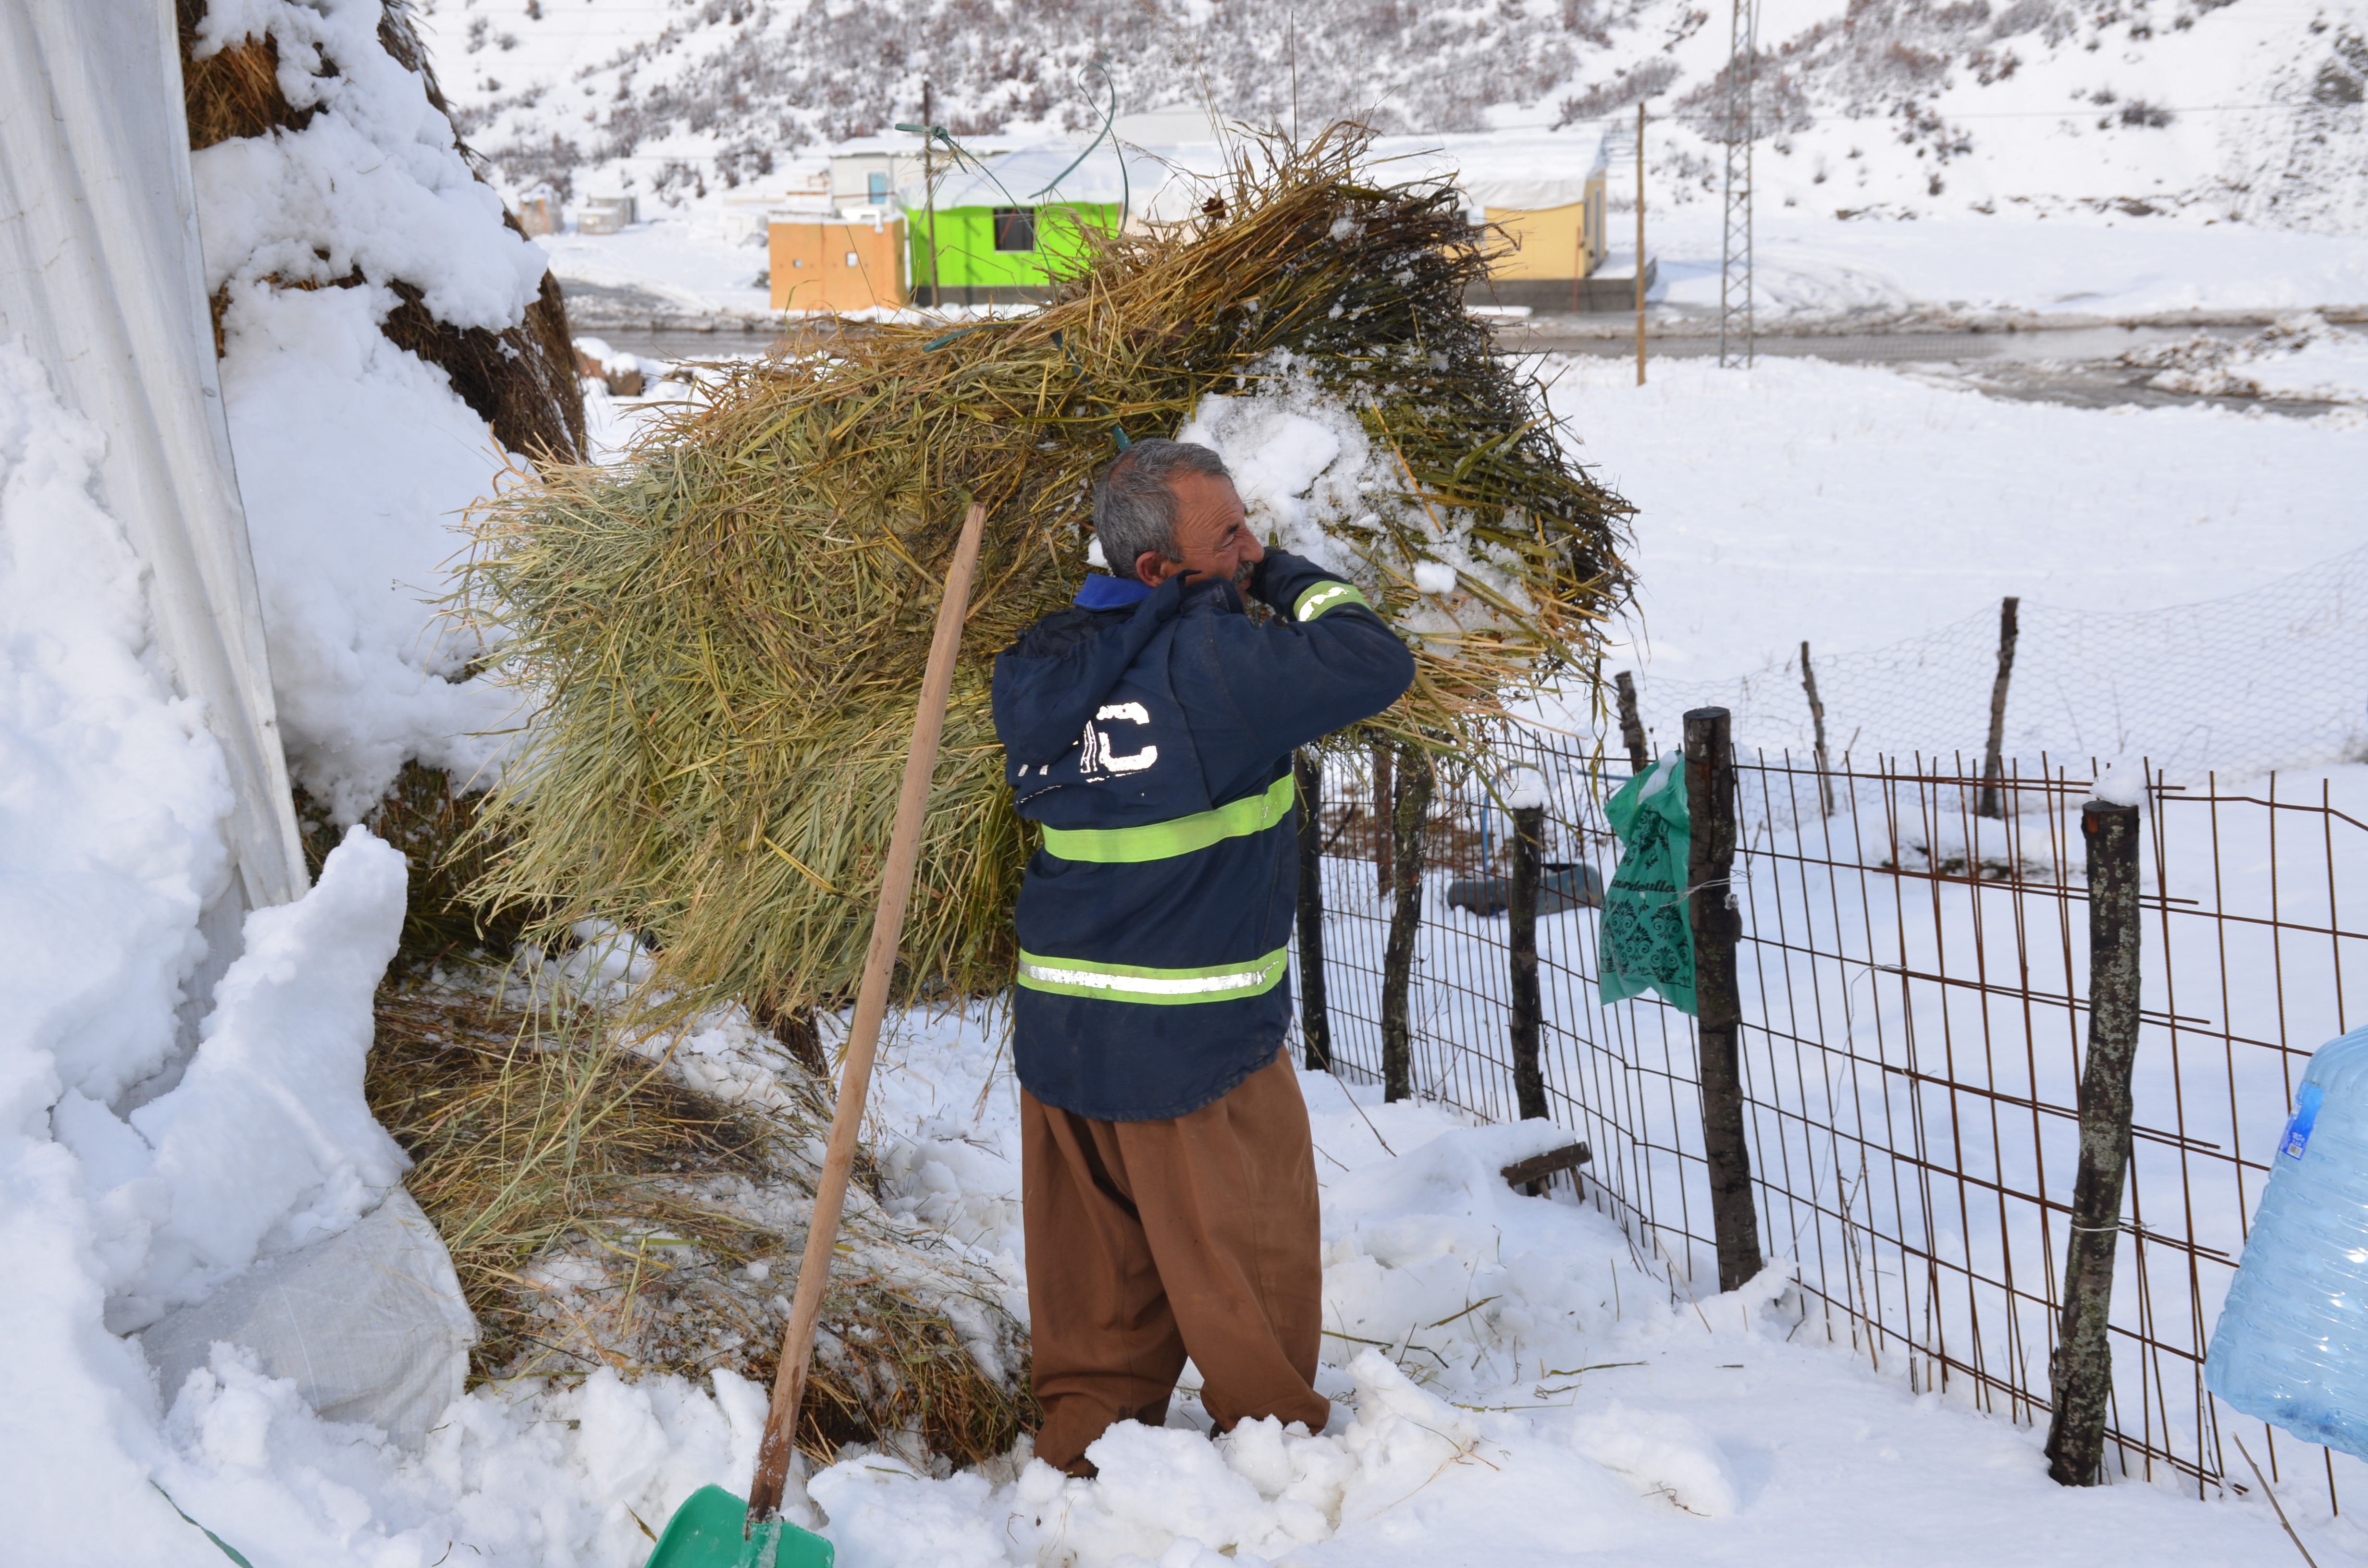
[1598,752,1697,1015]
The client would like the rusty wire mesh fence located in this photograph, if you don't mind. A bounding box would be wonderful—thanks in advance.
[1295,735,2368,1510]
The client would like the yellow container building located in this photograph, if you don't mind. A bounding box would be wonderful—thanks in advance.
[770,214,906,313]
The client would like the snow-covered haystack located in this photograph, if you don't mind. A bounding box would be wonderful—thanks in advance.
[368,988,1035,1466]
[181,0,585,464]
[179,0,586,828]
[460,125,1633,1021]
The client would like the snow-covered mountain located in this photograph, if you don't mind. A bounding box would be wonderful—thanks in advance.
[416,0,2368,232]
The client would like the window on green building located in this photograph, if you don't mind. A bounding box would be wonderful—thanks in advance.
[992,208,1037,252]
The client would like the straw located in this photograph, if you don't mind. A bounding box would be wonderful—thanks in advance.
[457,122,1634,1022]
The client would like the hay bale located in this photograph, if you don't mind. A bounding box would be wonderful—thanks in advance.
[177,0,587,463]
[370,986,1034,1466]
[461,126,1632,1019]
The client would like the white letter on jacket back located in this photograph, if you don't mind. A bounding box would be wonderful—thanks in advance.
[1081,701,1159,777]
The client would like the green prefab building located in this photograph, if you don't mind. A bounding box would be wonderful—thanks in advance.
[903,147,1153,307]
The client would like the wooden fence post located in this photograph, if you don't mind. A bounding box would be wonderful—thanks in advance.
[1800,639,1834,818]
[2044,797,2144,1485]
[1371,740,1395,902]
[1685,707,1764,1293]
[1979,596,2020,820]
[1615,670,1650,772]
[1508,800,1548,1122]
[1379,741,1433,1103]
[1294,750,1332,1071]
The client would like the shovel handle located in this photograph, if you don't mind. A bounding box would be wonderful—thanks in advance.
[746,501,988,1526]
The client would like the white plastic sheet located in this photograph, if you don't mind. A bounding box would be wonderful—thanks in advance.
[0,0,309,919]
[140,1188,477,1448]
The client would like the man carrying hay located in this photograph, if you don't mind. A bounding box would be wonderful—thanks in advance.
[991,438,1415,1474]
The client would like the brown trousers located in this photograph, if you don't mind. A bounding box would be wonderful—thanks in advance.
[1021,1052,1328,1470]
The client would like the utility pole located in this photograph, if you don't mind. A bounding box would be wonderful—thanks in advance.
[1635,101,1647,386]
[1716,0,1758,368]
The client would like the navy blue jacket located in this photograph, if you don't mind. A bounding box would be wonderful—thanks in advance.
[991,550,1415,1120]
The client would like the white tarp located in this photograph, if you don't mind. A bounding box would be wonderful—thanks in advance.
[140,1187,476,1449]
[0,0,309,925]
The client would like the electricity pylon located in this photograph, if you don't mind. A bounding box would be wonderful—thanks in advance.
[1716,0,1758,368]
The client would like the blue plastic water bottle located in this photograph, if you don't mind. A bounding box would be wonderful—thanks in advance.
[2206,1023,2368,1458]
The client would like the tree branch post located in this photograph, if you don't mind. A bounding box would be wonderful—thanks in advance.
[1615,670,1650,772]
[1508,800,1548,1123]
[1379,741,1433,1103]
[2044,797,2144,1486]
[1979,595,2020,820]
[1371,740,1395,903]
[1294,750,1332,1071]
[1685,708,1764,1293]
[1801,639,1834,818]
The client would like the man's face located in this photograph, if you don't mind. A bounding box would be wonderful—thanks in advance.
[1136,471,1265,593]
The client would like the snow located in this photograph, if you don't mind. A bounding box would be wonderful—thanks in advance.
[193,113,544,333]
[190,0,547,332]
[191,0,552,821]
[570,1011,2368,1568]
[0,341,247,1565]
[1177,388,1359,569]
[1633,204,2368,321]
[7,0,2367,1557]
[1500,767,1551,810]
[0,345,233,1111]
[415,0,2368,237]
[409,0,2368,340]
[1538,348,2368,683]
[219,281,522,820]
[120,829,408,1326]
[914,147,1167,210]
[2123,315,2368,400]
[1174,369,1540,642]
[533,220,774,324]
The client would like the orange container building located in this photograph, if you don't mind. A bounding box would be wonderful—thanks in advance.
[769,214,906,313]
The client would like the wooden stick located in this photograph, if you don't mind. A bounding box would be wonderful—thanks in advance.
[745,501,988,1528]
[2233,1433,2323,1568]
[1978,595,2020,820]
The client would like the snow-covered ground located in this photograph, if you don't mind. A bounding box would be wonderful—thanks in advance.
[99,1003,2368,1565]
[1542,348,2368,678]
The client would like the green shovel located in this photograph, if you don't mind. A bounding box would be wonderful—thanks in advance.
[643,502,988,1568]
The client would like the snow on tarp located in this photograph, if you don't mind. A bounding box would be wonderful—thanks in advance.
[0,333,419,1552]
[115,828,410,1327]
[0,0,308,925]
[0,0,508,1544]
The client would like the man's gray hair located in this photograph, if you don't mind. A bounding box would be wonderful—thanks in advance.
[1092,439,1232,582]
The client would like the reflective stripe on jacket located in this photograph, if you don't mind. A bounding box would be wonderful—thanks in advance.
[990,550,1415,1120]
